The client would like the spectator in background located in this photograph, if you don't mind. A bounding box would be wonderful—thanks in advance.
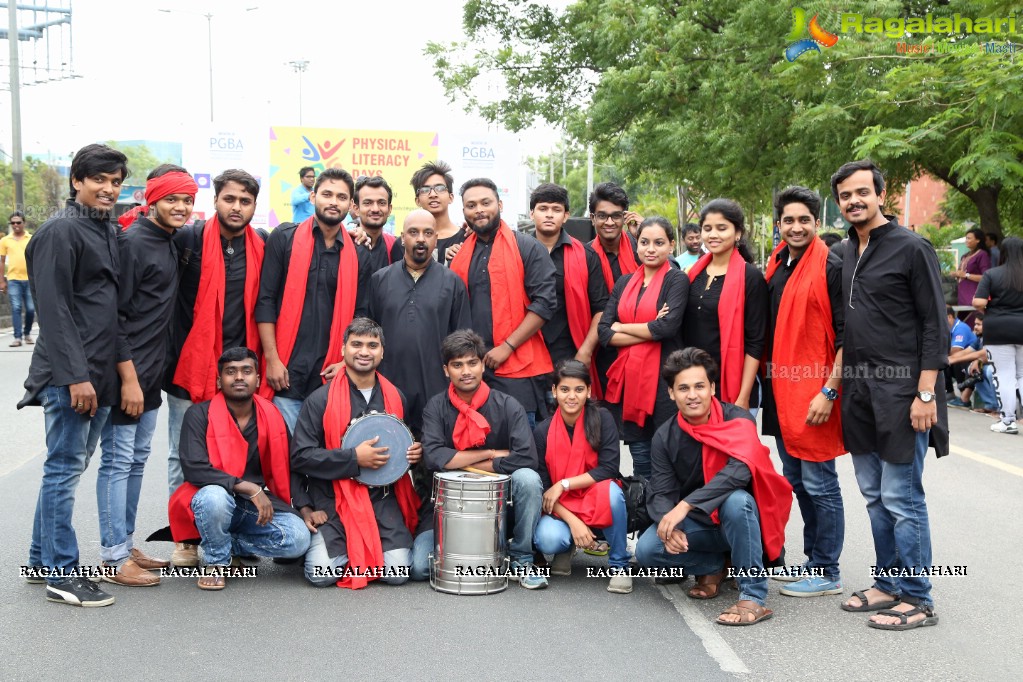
[819,232,844,249]
[946,305,978,407]
[677,223,702,272]
[974,237,1023,434]
[954,228,991,324]
[948,315,999,415]
[291,167,316,223]
[985,232,1000,267]
[1,211,34,346]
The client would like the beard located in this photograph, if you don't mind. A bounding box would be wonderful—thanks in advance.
[217,209,249,233]
[471,213,501,238]
[315,206,345,228]
[409,243,431,265]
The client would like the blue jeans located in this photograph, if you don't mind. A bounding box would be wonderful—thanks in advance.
[190,485,310,566]
[96,409,159,565]
[974,364,998,410]
[776,438,844,580]
[28,386,110,583]
[851,431,934,607]
[410,467,543,578]
[628,440,652,480]
[165,393,192,495]
[7,279,34,339]
[534,483,629,568]
[635,489,769,605]
[303,530,410,586]
[273,396,303,433]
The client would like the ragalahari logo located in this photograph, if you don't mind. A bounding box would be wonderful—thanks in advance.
[785,7,839,61]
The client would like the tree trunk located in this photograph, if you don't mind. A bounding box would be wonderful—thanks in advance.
[967,186,1003,238]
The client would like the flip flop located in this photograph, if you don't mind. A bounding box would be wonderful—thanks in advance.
[841,589,901,612]
[583,540,609,556]
[866,606,939,631]
[197,566,228,591]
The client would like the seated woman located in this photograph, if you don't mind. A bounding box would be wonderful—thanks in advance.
[533,360,631,594]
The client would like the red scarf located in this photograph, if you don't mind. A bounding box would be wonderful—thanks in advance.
[168,393,291,542]
[562,236,603,399]
[118,172,199,230]
[546,407,616,527]
[323,372,420,589]
[688,249,747,402]
[675,399,792,561]
[764,239,845,462]
[174,215,264,402]
[258,218,359,399]
[451,222,553,378]
[605,261,670,427]
[590,233,638,291]
[383,233,396,264]
[448,382,492,450]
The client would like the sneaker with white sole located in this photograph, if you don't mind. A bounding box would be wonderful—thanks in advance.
[510,560,549,590]
[770,564,811,582]
[990,421,1019,434]
[779,576,843,597]
[607,571,633,594]
[46,577,116,607]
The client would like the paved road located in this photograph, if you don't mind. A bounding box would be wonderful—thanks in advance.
[0,332,1020,680]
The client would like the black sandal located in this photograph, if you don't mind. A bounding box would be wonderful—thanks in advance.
[866,605,939,630]
[841,589,901,612]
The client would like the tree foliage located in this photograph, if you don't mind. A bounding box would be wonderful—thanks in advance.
[104,141,167,187]
[0,157,67,228]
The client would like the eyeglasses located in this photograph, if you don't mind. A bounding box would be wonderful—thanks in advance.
[417,184,450,196]
[9,221,24,226]
[592,211,625,223]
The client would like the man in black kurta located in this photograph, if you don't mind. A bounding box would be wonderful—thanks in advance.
[353,175,403,273]
[368,209,472,437]
[832,160,945,631]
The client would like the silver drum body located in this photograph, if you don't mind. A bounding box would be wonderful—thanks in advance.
[429,471,510,595]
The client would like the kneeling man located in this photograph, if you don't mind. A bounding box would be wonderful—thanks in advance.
[291,318,422,589]
[636,348,792,625]
[169,347,311,590]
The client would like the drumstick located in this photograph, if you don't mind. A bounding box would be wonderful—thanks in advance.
[461,466,502,477]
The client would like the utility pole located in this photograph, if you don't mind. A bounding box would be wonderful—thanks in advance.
[287,60,309,125]
[8,1,24,209]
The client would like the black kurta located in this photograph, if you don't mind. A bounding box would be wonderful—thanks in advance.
[356,235,403,274]
[19,200,120,408]
[761,245,845,437]
[255,221,372,401]
[367,259,472,435]
[597,267,689,441]
[841,219,949,462]
[163,221,268,400]
[533,407,621,490]
[179,400,306,515]
[435,230,467,265]
[682,261,769,409]
[464,227,558,414]
[290,377,413,558]
[541,229,609,366]
[646,403,753,527]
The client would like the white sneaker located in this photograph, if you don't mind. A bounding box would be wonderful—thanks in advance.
[990,421,1019,434]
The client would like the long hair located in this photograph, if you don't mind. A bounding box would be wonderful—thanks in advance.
[998,237,1023,291]
[552,360,602,451]
[966,228,989,254]
[699,198,755,263]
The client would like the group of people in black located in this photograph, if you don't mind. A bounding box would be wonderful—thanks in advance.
[21,144,947,632]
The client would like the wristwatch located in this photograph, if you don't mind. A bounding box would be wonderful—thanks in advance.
[820,387,838,401]
[916,390,935,403]
[560,479,571,491]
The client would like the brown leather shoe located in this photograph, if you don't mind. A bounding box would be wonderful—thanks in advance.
[101,558,160,586]
[131,547,170,569]
[172,543,200,567]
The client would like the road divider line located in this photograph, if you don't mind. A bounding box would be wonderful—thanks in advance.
[657,583,750,674]
[950,444,1023,478]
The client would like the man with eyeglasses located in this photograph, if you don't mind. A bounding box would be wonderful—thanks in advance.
[352,176,403,273]
[1,211,34,347]
[410,161,465,264]
[291,167,316,223]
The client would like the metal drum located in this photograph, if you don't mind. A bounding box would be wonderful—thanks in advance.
[342,412,413,487]
[429,471,510,595]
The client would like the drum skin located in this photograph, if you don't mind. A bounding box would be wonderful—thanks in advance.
[342,413,414,487]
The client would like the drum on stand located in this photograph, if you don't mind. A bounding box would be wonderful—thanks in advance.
[341,412,413,487]
[429,471,510,595]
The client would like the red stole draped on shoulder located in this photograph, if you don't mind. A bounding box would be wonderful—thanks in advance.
[675,399,792,561]
[546,408,615,527]
[450,222,553,378]
[168,393,291,542]
[562,237,603,399]
[688,249,746,403]
[382,233,396,264]
[604,261,670,427]
[448,382,492,450]
[174,215,265,402]
[323,372,420,589]
[590,234,638,291]
[764,238,845,462]
[258,218,359,399]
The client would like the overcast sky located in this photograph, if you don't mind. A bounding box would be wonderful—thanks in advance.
[2,0,561,163]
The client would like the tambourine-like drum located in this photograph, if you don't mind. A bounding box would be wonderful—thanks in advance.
[341,412,413,487]
[429,471,510,595]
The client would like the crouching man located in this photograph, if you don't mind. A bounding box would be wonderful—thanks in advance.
[635,348,792,625]
[168,347,311,590]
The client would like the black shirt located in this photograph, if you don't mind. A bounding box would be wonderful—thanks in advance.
[533,407,621,490]
[435,230,467,265]
[646,403,754,527]
[164,221,268,399]
[290,377,414,557]
[20,200,120,408]
[179,400,305,516]
[112,218,179,423]
[976,265,1023,345]
[356,234,404,275]
[255,221,372,401]
[367,259,472,435]
[541,230,608,366]
[682,261,769,408]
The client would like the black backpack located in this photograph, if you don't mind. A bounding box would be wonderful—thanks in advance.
[621,475,652,534]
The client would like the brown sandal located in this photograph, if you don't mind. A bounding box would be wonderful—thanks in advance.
[716,599,773,626]
[197,567,227,591]
[687,570,725,600]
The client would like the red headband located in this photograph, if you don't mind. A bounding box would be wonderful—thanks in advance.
[145,171,199,206]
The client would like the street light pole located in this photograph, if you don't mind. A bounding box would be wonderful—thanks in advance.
[287,60,309,126]
[205,13,213,123]
[8,1,24,210]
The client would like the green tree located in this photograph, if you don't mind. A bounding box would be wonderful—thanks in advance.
[0,157,67,229]
[104,141,166,186]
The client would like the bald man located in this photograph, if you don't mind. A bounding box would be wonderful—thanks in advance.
[368,210,472,437]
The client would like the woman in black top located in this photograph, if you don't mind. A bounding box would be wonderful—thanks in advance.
[974,237,1023,434]
[682,199,768,414]
[598,217,689,479]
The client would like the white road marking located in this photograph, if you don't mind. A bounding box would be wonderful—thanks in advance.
[657,583,750,675]
[950,444,1023,478]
